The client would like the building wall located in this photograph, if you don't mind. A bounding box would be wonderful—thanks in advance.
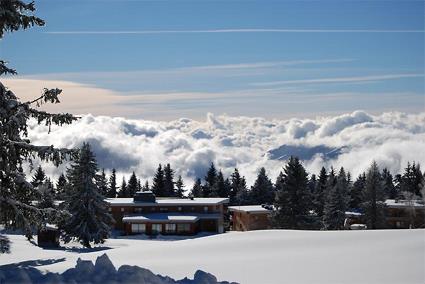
[232,211,272,231]
[386,207,425,229]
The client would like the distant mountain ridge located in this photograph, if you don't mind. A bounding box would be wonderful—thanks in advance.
[267,144,346,161]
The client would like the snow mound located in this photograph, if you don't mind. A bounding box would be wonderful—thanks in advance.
[0,253,238,284]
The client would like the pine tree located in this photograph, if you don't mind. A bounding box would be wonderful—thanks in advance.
[62,143,113,248]
[235,177,250,205]
[250,167,275,205]
[203,163,217,197]
[118,178,128,198]
[230,168,243,205]
[314,167,328,217]
[56,173,68,199]
[31,165,46,188]
[163,164,175,196]
[175,175,185,198]
[400,162,423,197]
[273,157,311,229]
[382,168,397,199]
[97,169,108,197]
[0,0,77,251]
[127,171,138,197]
[142,180,150,192]
[37,179,55,210]
[107,168,117,198]
[213,171,231,198]
[361,161,386,229]
[152,164,166,196]
[323,168,347,230]
[191,178,203,197]
[350,173,366,210]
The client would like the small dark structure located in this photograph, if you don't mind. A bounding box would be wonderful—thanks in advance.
[134,191,156,203]
[37,224,60,248]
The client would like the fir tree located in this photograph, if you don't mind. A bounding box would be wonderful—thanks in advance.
[97,169,109,197]
[152,164,166,196]
[31,165,46,188]
[0,0,77,250]
[314,167,328,217]
[191,178,203,197]
[229,168,243,205]
[273,157,311,229]
[203,163,217,197]
[37,179,55,210]
[382,168,397,199]
[235,177,250,205]
[350,173,366,210]
[400,162,423,197]
[163,164,175,196]
[361,161,386,229]
[322,168,347,230]
[213,171,231,198]
[107,168,117,198]
[250,167,275,204]
[175,175,185,198]
[127,171,138,197]
[62,143,113,248]
[118,178,128,198]
[56,173,68,200]
[142,180,150,192]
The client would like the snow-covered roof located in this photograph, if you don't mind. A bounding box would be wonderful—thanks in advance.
[122,213,221,223]
[345,211,362,217]
[106,197,229,206]
[228,205,273,214]
[385,199,425,209]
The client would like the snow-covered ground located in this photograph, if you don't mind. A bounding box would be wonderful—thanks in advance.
[1,230,424,284]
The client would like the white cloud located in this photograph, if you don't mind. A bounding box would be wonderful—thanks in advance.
[26,111,425,188]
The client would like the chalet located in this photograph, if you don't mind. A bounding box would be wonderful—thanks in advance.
[106,191,229,235]
[385,199,425,229]
[228,205,273,231]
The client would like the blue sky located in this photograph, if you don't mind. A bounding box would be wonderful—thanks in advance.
[1,0,424,119]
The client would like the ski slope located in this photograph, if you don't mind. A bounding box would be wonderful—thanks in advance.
[1,230,424,284]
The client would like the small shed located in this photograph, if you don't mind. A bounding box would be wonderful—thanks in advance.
[37,224,60,248]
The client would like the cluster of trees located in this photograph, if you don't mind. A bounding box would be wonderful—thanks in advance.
[185,159,424,230]
[0,1,113,252]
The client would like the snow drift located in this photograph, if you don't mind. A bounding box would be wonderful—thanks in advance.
[0,253,236,284]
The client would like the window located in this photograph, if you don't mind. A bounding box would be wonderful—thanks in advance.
[165,223,176,233]
[135,208,142,213]
[160,207,169,212]
[151,224,162,234]
[204,206,209,212]
[178,207,182,211]
[131,223,146,233]
[177,223,191,233]
[108,207,112,212]
[120,208,125,212]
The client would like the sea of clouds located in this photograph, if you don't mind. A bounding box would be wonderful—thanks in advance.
[27,111,425,187]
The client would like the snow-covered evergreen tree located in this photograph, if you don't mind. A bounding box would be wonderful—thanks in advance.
[350,172,365,210]
[56,173,68,199]
[62,143,113,248]
[229,168,244,205]
[273,157,311,229]
[37,179,55,209]
[361,161,386,229]
[0,0,77,251]
[31,165,46,188]
[381,168,397,199]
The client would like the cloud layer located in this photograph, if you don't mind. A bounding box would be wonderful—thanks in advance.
[27,111,425,187]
